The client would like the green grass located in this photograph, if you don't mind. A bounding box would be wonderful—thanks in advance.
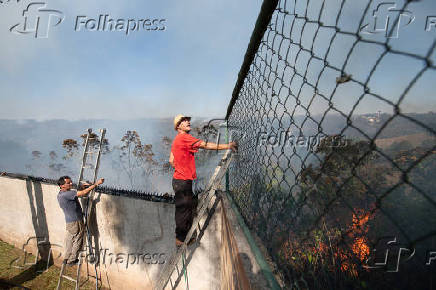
[0,239,98,290]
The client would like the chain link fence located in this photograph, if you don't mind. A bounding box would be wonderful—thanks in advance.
[224,0,436,288]
[191,119,229,193]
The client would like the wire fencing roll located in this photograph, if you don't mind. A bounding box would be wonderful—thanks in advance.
[224,0,436,288]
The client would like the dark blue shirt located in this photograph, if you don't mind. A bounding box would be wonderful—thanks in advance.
[57,190,83,223]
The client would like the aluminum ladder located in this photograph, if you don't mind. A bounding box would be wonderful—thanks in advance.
[56,128,106,290]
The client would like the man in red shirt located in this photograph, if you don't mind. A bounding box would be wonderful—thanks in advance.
[170,114,237,246]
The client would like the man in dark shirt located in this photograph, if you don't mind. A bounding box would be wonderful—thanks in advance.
[169,115,237,247]
[57,176,104,265]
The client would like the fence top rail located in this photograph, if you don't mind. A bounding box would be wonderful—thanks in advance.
[0,172,174,203]
[225,0,279,120]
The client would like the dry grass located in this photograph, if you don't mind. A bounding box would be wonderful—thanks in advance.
[375,133,434,149]
[0,239,98,290]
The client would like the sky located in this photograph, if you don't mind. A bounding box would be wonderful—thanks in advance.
[0,0,263,120]
[0,0,435,188]
[240,0,436,118]
[0,0,435,121]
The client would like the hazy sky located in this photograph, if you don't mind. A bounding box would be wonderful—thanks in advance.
[1,0,435,120]
[0,0,262,120]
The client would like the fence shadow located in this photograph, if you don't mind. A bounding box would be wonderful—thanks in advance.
[25,179,52,265]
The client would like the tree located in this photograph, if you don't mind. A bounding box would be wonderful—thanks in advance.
[162,136,171,149]
[116,130,157,189]
[61,132,109,182]
[48,150,66,176]
[32,150,42,159]
[26,150,43,175]
[62,132,109,160]
[79,132,110,154]
[62,139,79,159]
[160,136,173,174]
[116,131,140,188]
[300,136,382,216]
[273,136,390,283]
[133,141,157,176]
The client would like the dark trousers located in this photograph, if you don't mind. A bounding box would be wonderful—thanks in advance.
[172,179,196,242]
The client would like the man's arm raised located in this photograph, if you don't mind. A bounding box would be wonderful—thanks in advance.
[198,141,238,152]
[77,178,104,197]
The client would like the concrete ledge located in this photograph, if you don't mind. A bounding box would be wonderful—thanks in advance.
[220,191,271,290]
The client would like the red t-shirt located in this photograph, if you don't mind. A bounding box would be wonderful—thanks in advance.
[171,133,203,180]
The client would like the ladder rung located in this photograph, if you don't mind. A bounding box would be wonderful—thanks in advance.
[61,275,76,282]
[85,151,96,154]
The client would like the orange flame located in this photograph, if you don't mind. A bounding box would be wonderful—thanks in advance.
[280,207,375,278]
[349,209,372,262]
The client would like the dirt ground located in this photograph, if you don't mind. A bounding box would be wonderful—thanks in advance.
[0,239,99,290]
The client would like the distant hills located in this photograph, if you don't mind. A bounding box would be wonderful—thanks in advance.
[0,113,434,191]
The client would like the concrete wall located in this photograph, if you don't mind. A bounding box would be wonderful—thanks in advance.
[161,191,272,290]
[0,175,174,289]
[0,175,271,289]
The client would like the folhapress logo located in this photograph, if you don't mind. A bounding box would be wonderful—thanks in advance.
[363,237,436,272]
[9,2,64,38]
[360,2,415,38]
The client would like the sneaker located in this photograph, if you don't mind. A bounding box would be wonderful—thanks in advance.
[176,239,184,248]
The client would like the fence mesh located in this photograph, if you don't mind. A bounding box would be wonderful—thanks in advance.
[224,0,436,288]
[192,120,229,192]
